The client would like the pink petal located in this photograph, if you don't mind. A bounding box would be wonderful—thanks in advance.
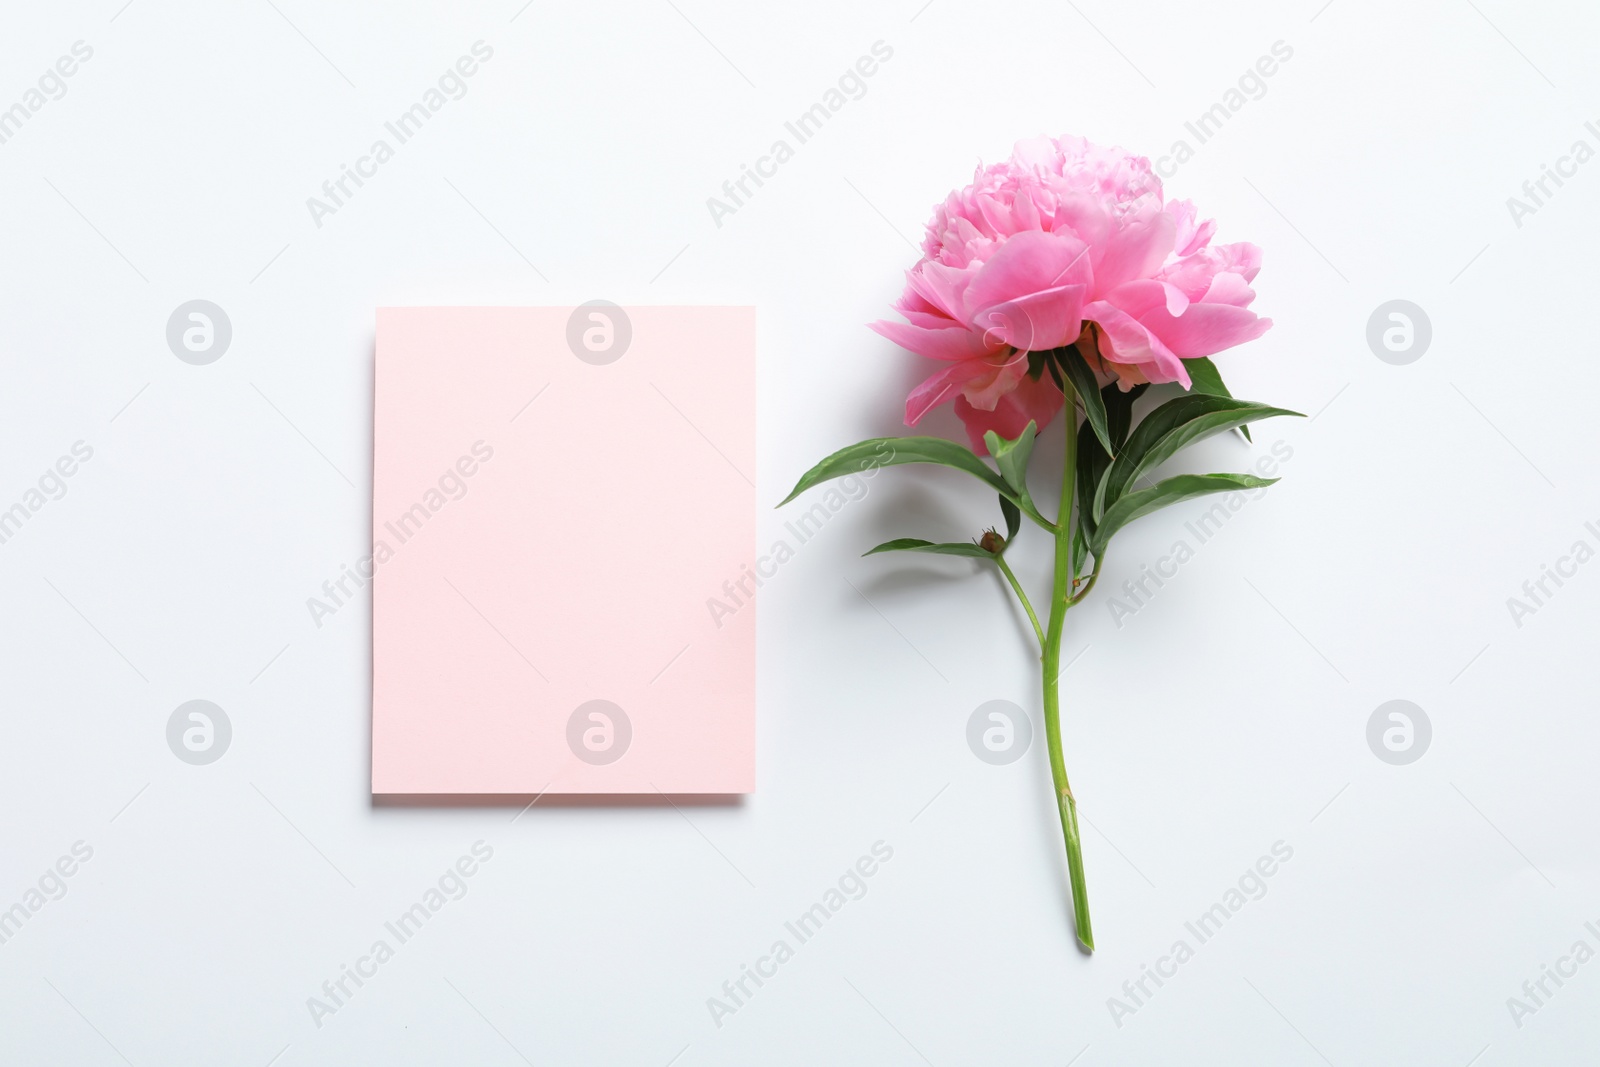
[1156,255,1217,302]
[870,319,999,362]
[1141,304,1273,360]
[906,260,976,322]
[904,362,982,425]
[1199,271,1256,308]
[1100,278,1186,318]
[1084,299,1188,386]
[1184,217,1217,257]
[1012,187,1042,232]
[893,286,940,317]
[1051,191,1113,249]
[1011,136,1058,169]
[1162,282,1191,316]
[893,287,960,329]
[1091,208,1177,295]
[971,283,1088,352]
[1210,242,1262,282]
[1167,199,1217,257]
[976,193,1015,237]
[900,308,961,329]
[961,350,1030,411]
[954,373,1065,454]
[963,230,1092,316]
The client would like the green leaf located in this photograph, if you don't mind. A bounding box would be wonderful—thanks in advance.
[1183,356,1230,398]
[982,421,1038,503]
[1043,353,1065,390]
[1104,382,1148,451]
[1074,416,1107,548]
[1056,347,1112,454]
[1183,356,1248,441]
[999,496,1020,543]
[864,538,994,559]
[1074,383,1146,556]
[1090,473,1278,557]
[780,436,1004,507]
[1095,395,1300,520]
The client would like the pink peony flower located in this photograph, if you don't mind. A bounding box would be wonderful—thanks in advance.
[871,135,1272,452]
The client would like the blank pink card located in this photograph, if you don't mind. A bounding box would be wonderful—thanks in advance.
[372,306,756,795]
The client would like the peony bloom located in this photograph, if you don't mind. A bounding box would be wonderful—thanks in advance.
[871,135,1272,452]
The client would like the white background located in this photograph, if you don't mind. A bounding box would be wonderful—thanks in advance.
[1,0,1597,1063]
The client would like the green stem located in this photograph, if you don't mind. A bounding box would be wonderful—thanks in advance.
[1042,378,1094,951]
[993,553,1045,649]
[1070,564,1102,606]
